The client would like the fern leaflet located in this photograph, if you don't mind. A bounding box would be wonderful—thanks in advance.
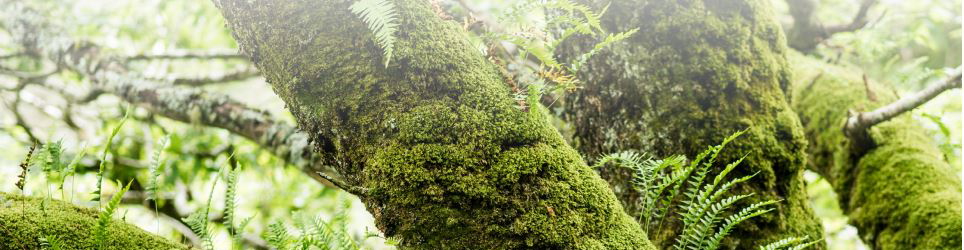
[95,180,133,250]
[350,0,399,67]
[93,107,130,204]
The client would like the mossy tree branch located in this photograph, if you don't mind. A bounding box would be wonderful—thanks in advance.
[556,0,825,248]
[214,0,653,248]
[0,192,190,249]
[789,52,962,249]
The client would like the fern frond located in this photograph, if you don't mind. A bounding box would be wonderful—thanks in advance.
[146,136,170,202]
[94,108,130,204]
[225,163,241,237]
[39,234,64,250]
[570,28,638,72]
[95,180,133,250]
[184,159,228,250]
[62,147,86,191]
[350,0,399,67]
[758,236,808,250]
[265,220,291,250]
[705,199,780,248]
[233,216,255,250]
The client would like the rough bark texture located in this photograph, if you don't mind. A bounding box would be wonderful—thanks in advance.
[558,0,825,248]
[0,193,189,249]
[789,52,963,249]
[215,0,653,249]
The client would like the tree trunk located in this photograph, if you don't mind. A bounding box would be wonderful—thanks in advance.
[214,0,653,249]
[0,193,189,249]
[557,0,825,248]
[788,52,963,249]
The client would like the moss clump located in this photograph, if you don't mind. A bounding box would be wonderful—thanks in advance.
[216,0,653,248]
[0,193,189,249]
[557,0,825,248]
[789,52,962,249]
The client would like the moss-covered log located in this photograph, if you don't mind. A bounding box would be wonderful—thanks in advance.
[789,52,962,249]
[0,193,189,249]
[215,0,653,249]
[557,0,825,248]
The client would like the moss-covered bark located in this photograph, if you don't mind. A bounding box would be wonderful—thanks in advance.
[214,0,653,248]
[789,52,962,249]
[0,193,189,249]
[557,0,825,248]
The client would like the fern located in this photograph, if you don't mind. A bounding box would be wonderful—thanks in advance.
[313,196,360,250]
[95,180,133,250]
[63,146,86,202]
[94,108,130,204]
[224,163,242,248]
[233,216,255,250]
[39,234,64,250]
[146,135,169,203]
[147,135,169,233]
[598,130,817,250]
[570,28,638,72]
[350,0,399,67]
[758,236,821,250]
[265,221,291,250]
[184,162,225,250]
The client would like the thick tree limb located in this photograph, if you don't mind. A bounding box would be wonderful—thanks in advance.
[216,0,653,248]
[844,67,962,153]
[790,52,961,249]
[556,0,826,248]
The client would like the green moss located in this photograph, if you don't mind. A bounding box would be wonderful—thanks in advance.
[557,0,825,248]
[789,52,962,249]
[0,193,189,249]
[216,0,653,248]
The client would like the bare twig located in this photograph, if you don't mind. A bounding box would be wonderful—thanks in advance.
[145,66,260,86]
[124,49,246,61]
[825,0,877,34]
[786,0,880,51]
[844,67,962,153]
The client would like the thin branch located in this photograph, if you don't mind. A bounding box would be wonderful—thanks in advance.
[124,49,246,61]
[146,66,260,86]
[786,0,879,51]
[1,2,345,191]
[845,67,962,152]
[825,0,877,34]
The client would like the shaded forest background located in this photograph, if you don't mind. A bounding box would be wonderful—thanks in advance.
[0,0,960,249]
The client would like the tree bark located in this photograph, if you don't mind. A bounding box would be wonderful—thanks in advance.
[557,0,825,248]
[215,0,653,249]
[0,193,189,249]
[788,52,962,249]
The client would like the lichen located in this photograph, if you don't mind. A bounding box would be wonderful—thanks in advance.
[0,193,189,249]
[789,51,962,249]
[555,0,825,248]
[216,0,654,248]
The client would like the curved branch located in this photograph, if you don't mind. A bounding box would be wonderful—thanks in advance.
[786,0,879,51]
[844,67,962,153]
